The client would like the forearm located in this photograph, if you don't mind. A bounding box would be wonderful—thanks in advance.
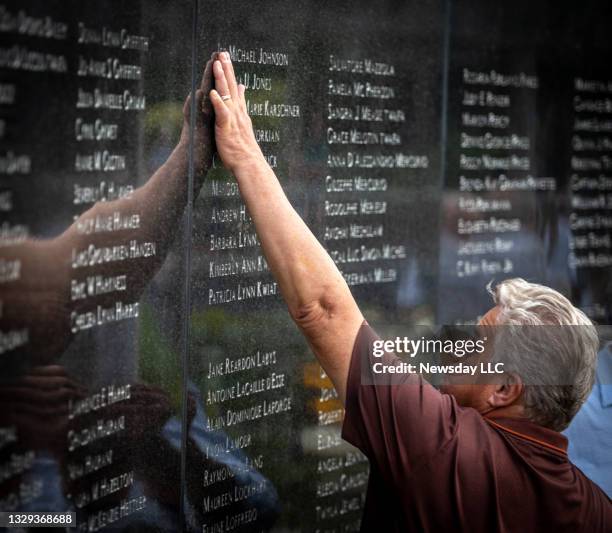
[0,142,192,362]
[59,74,213,269]
[233,157,349,317]
[69,140,189,246]
[52,140,191,293]
[233,158,363,402]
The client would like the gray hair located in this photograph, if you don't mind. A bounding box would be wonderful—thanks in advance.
[487,278,599,431]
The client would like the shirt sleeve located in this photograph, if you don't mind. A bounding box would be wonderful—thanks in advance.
[341,321,459,486]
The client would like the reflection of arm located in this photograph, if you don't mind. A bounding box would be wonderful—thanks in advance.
[56,133,193,296]
[0,58,215,362]
[1,135,191,362]
[209,53,363,403]
[58,66,215,297]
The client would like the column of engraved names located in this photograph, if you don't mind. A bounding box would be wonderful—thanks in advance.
[202,346,288,532]
[198,44,296,533]
[569,77,612,320]
[204,44,299,307]
[325,55,426,287]
[310,363,367,533]
[71,18,149,330]
[0,5,69,511]
[68,18,151,531]
[315,53,425,531]
[454,68,553,280]
[66,384,143,531]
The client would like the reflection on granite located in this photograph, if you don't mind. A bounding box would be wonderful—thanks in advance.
[1,0,612,532]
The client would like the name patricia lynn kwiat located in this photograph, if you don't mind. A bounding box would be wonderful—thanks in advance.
[371,361,505,375]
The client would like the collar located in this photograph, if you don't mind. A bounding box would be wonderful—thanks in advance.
[484,413,568,456]
[596,344,612,408]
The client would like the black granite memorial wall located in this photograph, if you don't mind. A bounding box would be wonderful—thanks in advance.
[0,1,611,531]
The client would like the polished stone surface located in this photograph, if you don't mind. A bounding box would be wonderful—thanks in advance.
[0,1,611,532]
[0,1,193,530]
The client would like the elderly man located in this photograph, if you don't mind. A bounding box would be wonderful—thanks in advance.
[207,52,612,532]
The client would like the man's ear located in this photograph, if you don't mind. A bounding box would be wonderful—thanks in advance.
[486,372,523,408]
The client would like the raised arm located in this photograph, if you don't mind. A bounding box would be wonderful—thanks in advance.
[208,52,363,402]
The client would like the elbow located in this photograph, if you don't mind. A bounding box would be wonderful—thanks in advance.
[290,292,338,335]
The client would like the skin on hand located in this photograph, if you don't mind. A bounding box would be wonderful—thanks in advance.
[209,52,267,174]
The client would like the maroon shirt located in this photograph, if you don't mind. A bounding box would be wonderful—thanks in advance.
[341,323,612,532]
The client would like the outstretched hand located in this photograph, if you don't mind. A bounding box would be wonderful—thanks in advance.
[209,51,266,175]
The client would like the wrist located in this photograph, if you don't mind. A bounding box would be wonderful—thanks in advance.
[231,152,269,179]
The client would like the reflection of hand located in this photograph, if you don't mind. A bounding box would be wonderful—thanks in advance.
[209,52,267,175]
[0,365,84,457]
[180,53,216,178]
